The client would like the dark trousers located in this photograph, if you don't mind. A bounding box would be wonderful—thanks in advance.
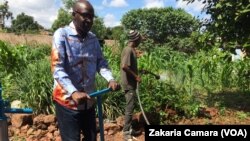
[55,102,97,141]
[123,89,136,132]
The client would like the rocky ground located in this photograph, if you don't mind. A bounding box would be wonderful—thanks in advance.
[7,113,145,141]
[5,106,250,141]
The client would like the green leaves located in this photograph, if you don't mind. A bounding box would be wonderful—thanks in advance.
[91,17,106,39]
[186,0,250,49]
[0,42,53,114]
[0,1,13,28]
[11,12,41,34]
[51,8,71,32]
[121,7,199,43]
[1,36,249,121]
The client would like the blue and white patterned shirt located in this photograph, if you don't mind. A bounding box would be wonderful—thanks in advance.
[51,22,114,110]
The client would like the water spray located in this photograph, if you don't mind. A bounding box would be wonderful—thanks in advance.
[136,69,167,125]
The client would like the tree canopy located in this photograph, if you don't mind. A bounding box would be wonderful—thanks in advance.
[121,7,199,43]
[51,8,71,32]
[11,12,41,33]
[62,0,76,10]
[183,0,250,48]
[0,0,13,28]
[91,17,106,39]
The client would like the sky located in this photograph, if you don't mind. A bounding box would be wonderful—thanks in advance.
[1,0,207,29]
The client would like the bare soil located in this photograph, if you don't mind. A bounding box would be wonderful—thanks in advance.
[101,108,250,141]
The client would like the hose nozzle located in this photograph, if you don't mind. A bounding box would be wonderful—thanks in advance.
[139,69,160,80]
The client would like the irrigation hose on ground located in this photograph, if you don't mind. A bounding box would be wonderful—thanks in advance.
[136,82,150,125]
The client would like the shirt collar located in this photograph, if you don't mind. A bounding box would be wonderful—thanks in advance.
[68,22,90,40]
[69,22,78,36]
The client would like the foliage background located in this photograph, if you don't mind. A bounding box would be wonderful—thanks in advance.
[1,38,249,123]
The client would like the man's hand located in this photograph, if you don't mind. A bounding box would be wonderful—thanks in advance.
[136,76,141,82]
[71,91,91,105]
[108,80,121,91]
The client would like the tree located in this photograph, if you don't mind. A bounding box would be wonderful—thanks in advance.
[62,0,76,10]
[121,7,199,43]
[11,12,41,33]
[0,0,13,28]
[51,0,74,31]
[109,26,124,40]
[91,17,106,39]
[183,0,250,48]
[51,8,71,32]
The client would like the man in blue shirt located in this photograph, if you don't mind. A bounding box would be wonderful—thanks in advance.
[51,0,119,140]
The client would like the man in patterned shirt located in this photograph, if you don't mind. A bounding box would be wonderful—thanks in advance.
[51,0,119,140]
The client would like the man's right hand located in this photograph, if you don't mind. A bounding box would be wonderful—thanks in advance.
[136,76,141,82]
[71,91,91,105]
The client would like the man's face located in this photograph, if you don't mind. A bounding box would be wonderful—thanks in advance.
[134,37,141,47]
[73,2,94,38]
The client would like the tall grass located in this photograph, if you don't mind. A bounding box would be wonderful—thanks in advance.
[0,32,52,46]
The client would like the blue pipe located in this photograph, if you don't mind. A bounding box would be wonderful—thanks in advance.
[89,88,111,97]
[89,88,112,141]
[97,96,104,141]
[0,83,33,120]
[4,108,33,113]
